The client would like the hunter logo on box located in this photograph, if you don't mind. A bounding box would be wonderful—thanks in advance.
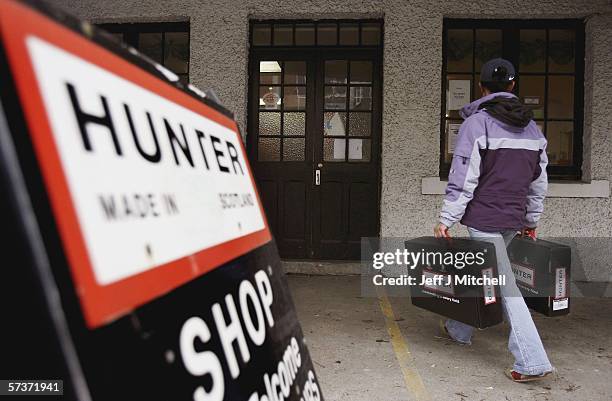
[0,1,322,400]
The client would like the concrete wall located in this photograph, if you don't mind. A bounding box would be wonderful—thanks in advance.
[54,0,612,279]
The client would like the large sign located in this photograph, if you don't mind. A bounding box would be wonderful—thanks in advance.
[0,1,322,399]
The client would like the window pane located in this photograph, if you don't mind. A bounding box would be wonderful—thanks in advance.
[325,60,347,84]
[283,138,305,161]
[318,23,337,46]
[259,86,281,110]
[284,86,306,110]
[259,61,282,85]
[546,121,573,166]
[350,87,372,110]
[138,33,162,63]
[475,29,502,72]
[164,32,189,74]
[361,23,381,45]
[348,138,371,162]
[520,29,546,72]
[258,138,280,161]
[284,61,306,84]
[325,86,347,110]
[518,75,546,120]
[259,112,280,136]
[274,24,293,46]
[447,29,473,72]
[324,112,346,136]
[549,29,575,73]
[350,61,372,84]
[446,74,472,118]
[253,24,271,46]
[339,23,359,45]
[324,138,345,161]
[473,79,483,101]
[348,112,371,136]
[295,24,315,45]
[548,76,574,119]
[283,112,305,136]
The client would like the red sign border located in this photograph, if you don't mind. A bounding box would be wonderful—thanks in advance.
[0,0,271,328]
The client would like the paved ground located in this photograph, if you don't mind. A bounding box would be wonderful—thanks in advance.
[288,274,612,401]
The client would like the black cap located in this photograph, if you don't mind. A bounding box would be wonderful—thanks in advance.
[480,58,516,83]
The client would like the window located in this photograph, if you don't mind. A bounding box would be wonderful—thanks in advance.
[441,20,584,180]
[98,22,190,84]
[251,20,382,47]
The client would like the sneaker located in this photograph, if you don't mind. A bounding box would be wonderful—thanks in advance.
[505,369,552,383]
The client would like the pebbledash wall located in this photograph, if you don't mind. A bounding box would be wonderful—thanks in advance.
[57,0,612,281]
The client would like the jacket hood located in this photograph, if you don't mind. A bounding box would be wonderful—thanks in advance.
[460,92,534,128]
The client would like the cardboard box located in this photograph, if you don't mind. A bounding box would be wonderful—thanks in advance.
[508,237,571,317]
[405,237,503,329]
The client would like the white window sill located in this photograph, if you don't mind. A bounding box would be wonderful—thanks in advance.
[421,177,610,198]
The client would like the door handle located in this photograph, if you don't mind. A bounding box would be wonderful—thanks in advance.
[315,169,321,186]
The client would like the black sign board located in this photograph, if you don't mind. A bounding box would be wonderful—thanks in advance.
[508,237,571,317]
[405,237,503,329]
[0,1,323,400]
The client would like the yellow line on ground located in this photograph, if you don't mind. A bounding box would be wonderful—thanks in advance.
[377,288,430,401]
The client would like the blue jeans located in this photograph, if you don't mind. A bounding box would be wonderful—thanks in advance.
[445,227,553,375]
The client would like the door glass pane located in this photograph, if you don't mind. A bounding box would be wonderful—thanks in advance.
[350,61,372,84]
[520,30,546,72]
[447,29,473,72]
[475,29,502,72]
[339,23,359,45]
[549,29,575,73]
[325,60,347,84]
[325,86,347,110]
[318,23,337,45]
[258,138,280,161]
[295,24,315,45]
[284,61,306,84]
[259,112,280,136]
[283,138,305,161]
[164,32,189,74]
[350,87,372,110]
[138,33,162,63]
[259,86,281,110]
[284,86,306,110]
[348,112,371,136]
[547,76,574,119]
[518,75,546,120]
[324,112,346,136]
[324,138,345,161]
[361,23,381,45]
[283,112,305,136]
[546,121,573,166]
[259,61,282,84]
[253,24,271,46]
[348,138,371,162]
[273,24,293,46]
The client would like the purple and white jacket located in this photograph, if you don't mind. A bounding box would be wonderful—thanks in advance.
[439,92,548,232]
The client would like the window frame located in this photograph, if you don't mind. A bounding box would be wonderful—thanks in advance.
[97,21,190,83]
[440,19,585,181]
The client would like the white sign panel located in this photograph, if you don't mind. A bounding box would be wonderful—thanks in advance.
[447,79,471,111]
[27,36,265,285]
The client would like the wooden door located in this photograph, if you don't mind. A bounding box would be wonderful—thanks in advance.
[247,21,382,260]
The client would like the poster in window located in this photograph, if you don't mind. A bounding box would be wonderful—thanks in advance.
[447,123,462,155]
[447,80,471,111]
